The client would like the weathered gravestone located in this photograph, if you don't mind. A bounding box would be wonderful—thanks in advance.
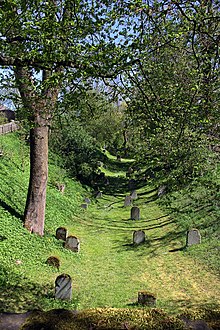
[84,197,91,204]
[65,236,80,252]
[128,179,136,190]
[81,203,88,210]
[56,227,68,241]
[55,274,72,300]
[124,195,132,207]
[57,183,65,194]
[158,185,166,198]
[130,190,138,200]
[130,206,140,220]
[133,230,145,245]
[97,161,103,167]
[138,291,157,306]
[46,256,60,271]
[95,191,102,199]
[186,229,201,246]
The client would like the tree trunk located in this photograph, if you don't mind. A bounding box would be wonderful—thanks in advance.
[24,126,48,236]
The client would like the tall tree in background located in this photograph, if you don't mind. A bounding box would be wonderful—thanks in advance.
[0,0,139,235]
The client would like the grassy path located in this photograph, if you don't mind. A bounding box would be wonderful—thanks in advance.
[0,135,219,316]
[63,156,220,313]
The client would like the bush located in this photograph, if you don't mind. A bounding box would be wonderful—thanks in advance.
[50,120,103,184]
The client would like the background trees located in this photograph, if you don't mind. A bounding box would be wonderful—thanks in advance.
[0,0,219,234]
[117,0,219,187]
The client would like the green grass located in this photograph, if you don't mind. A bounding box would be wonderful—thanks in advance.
[0,132,220,324]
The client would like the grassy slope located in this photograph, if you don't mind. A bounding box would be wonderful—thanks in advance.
[0,133,219,318]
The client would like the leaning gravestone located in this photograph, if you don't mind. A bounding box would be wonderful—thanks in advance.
[81,203,88,210]
[186,229,201,246]
[124,195,132,207]
[128,179,136,190]
[138,291,157,306]
[84,197,91,204]
[95,191,102,199]
[158,185,166,197]
[133,230,145,245]
[46,256,60,271]
[56,227,68,241]
[130,206,140,220]
[130,190,138,200]
[65,236,80,252]
[57,183,65,194]
[55,274,72,300]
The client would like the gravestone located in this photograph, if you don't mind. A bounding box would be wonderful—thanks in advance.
[46,256,60,271]
[81,203,88,210]
[104,178,109,185]
[56,227,68,241]
[186,229,201,246]
[133,230,145,245]
[84,197,91,204]
[138,291,157,306]
[130,190,138,200]
[124,196,132,207]
[127,167,134,174]
[95,191,102,199]
[57,183,65,194]
[55,274,72,300]
[65,236,80,252]
[128,179,136,190]
[130,206,140,220]
[97,161,103,167]
[158,185,166,197]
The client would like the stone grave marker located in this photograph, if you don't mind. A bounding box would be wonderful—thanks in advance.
[55,274,72,300]
[158,185,166,197]
[46,256,60,271]
[128,179,136,190]
[95,191,102,199]
[56,227,68,241]
[186,229,201,246]
[84,197,91,204]
[130,206,140,220]
[65,236,80,252]
[57,183,65,194]
[130,190,138,200]
[138,291,157,306]
[133,230,145,245]
[97,161,103,167]
[124,195,132,207]
[81,203,88,210]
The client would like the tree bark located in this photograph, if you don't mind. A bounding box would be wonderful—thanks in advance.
[24,126,48,236]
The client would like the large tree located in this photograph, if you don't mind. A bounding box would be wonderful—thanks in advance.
[0,0,139,235]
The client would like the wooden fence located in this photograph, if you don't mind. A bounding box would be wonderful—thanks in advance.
[0,122,20,135]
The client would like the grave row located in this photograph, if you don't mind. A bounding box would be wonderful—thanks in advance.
[56,227,80,252]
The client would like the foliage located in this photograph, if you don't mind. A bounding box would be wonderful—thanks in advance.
[56,87,126,153]
[21,308,185,330]
[116,0,220,188]
[50,117,103,183]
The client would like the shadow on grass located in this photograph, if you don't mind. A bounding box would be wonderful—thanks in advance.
[0,267,53,313]
[113,227,186,255]
[0,198,23,221]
